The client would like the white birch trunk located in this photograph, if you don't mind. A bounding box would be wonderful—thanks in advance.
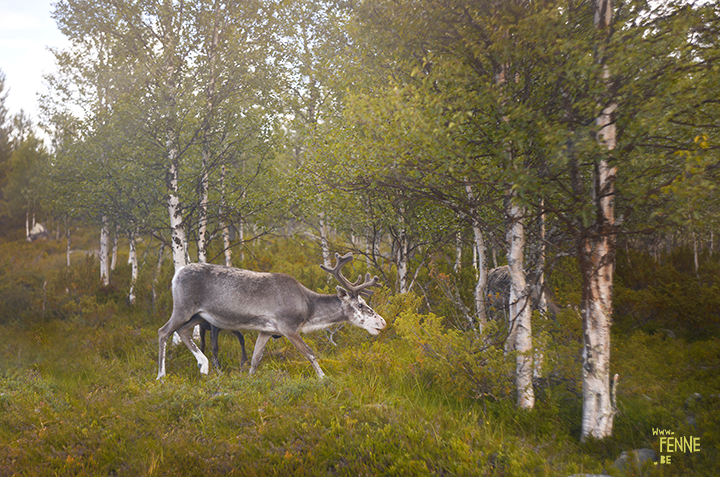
[538,202,548,314]
[65,219,71,267]
[580,0,618,441]
[110,225,119,271]
[580,231,617,440]
[454,230,462,273]
[168,142,194,343]
[99,216,111,286]
[535,202,548,379]
[238,219,245,263]
[219,164,233,267]
[365,230,373,266]
[128,229,138,305]
[710,230,714,256]
[466,183,488,329]
[167,151,188,271]
[506,194,534,409]
[397,229,409,294]
[319,212,332,269]
[222,224,233,266]
[197,15,220,265]
[198,150,210,263]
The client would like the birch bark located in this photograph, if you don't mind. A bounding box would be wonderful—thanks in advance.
[100,216,111,286]
[319,212,332,269]
[66,221,71,267]
[579,0,618,441]
[219,164,233,267]
[197,4,222,264]
[506,192,534,409]
[128,229,138,305]
[496,45,533,408]
[396,229,409,294]
[465,183,488,329]
[197,151,210,264]
[167,151,188,271]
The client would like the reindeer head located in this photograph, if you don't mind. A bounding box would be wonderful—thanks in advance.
[321,252,386,335]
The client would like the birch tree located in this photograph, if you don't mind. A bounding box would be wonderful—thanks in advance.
[574,0,618,441]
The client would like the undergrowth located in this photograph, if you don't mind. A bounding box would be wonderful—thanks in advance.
[0,234,717,475]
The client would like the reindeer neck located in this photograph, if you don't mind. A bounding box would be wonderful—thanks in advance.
[303,292,346,331]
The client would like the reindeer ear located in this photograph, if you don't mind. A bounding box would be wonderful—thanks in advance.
[336,286,351,299]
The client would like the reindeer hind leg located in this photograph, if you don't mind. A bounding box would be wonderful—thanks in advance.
[157,310,202,379]
[249,332,273,375]
[177,317,209,375]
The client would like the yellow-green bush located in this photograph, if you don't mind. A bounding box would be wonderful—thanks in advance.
[393,293,514,402]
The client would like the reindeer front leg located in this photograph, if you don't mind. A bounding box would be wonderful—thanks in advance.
[249,332,273,375]
[285,332,326,379]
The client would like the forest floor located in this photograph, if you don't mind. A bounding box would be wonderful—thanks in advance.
[0,234,718,476]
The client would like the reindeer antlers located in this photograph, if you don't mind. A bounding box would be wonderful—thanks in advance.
[321,252,380,296]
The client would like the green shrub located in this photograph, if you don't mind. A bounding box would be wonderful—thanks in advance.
[393,293,515,402]
[615,247,720,339]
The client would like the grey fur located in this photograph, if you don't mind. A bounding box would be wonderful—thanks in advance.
[157,255,385,379]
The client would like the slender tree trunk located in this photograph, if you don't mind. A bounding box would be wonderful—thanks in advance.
[710,230,714,256]
[396,229,409,294]
[111,224,119,271]
[395,205,409,294]
[365,228,373,266]
[238,219,245,262]
[128,229,138,305]
[534,201,548,379]
[66,220,72,267]
[219,164,233,267]
[579,229,617,440]
[580,0,618,441]
[495,46,533,408]
[238,160,249,263]
[454,229,462,273]
[538,201,548,313]
[506,192,534,409]
[198,150,210,264]
[692,226,699,278]
[319,212,332,269]
[466,183,488,329]
[198,8,221,264]
[167,148,188,271]
[100,216,111,286]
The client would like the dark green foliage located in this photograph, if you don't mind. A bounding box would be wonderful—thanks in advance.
[615,247,720,339]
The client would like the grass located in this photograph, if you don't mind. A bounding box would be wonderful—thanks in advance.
[0,235,718,476]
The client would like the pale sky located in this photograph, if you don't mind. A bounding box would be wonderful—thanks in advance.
[0,0,69,122]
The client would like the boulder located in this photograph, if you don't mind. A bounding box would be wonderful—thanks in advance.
[27,223,49,242]
[613,448,658,472]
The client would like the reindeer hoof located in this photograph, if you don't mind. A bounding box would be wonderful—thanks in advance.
[198,361,210,375]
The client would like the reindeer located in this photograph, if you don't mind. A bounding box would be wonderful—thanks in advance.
[198,321,248,370]
[157,252,386,379]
